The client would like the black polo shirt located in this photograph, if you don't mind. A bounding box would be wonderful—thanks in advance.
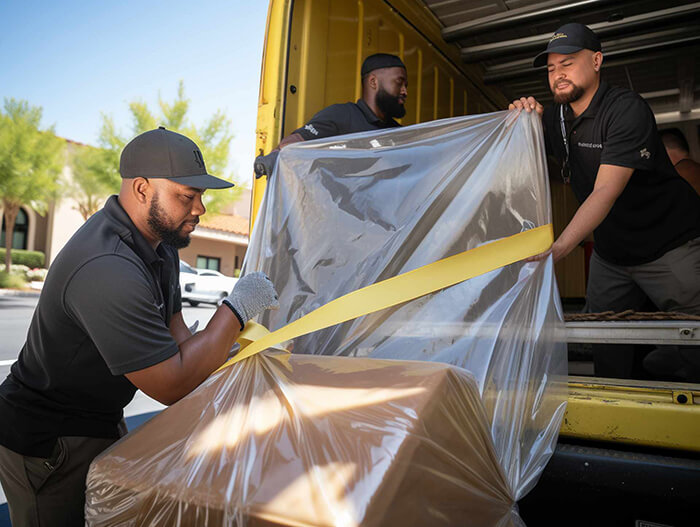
[0,196,181,457]
[543,81,700,265]
[293,99,401,140]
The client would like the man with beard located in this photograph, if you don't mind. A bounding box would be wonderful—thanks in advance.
[0,128,280,526]
[510,23,700,381]
[253,53,408,178]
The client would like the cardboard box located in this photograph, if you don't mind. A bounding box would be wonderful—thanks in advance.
[86,354,514,526]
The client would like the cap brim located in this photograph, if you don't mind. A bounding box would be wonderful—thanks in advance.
[167,173,234,190]
[533,45,585,67]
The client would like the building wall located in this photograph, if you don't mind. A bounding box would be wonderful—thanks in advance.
[229,189,252,219]
[179,236,247,276]
[44,165,91,265]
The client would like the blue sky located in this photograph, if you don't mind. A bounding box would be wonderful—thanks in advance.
[0,0,269,185]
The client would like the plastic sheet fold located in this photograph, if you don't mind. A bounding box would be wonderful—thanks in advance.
[86,111,567,526]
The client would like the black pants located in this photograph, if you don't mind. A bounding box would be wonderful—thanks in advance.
[585,239,700,379]
[0,434,120,527]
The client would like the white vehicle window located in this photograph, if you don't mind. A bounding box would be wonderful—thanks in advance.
[180,262,197,274]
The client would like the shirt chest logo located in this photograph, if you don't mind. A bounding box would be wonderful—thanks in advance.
[640,148,651,159]
[304,124,319,136]
[576,142,602,149]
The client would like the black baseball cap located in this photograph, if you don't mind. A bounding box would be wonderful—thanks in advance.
[533,23,602,68]
[361,53,406,77]
[119,127,233,189]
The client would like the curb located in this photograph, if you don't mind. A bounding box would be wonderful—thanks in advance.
[0,289,41,298]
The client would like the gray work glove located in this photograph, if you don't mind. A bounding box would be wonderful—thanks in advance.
[222,271,280,329]
[253,150,279,179]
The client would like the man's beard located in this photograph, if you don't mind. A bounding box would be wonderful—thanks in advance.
[552,82,585,105]
[376,87,406,119]
[147,193,193,249]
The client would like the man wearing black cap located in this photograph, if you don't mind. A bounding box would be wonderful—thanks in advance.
[254,52,408,178]
[511,23,700,380]
[0,128,280,526]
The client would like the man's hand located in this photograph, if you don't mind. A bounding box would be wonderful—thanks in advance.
[525,239,566,263]
[223,271,280,328]
[253,150,280,179]
[126,275,281,405]
[509,96,544,116]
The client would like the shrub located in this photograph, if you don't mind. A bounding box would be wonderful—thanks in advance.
[233,268,241,278]
[9,264,30,278]
[6,265,48,281]
[26,268,48,281]
[0,271,27,289]
[0,248,45,268]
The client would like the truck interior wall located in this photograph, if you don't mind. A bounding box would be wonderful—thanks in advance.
[282,0,504,136]
[551,180,587,300]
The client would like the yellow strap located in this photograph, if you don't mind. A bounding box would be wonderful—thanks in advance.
[235,320,288,352]
[217,224,553,372]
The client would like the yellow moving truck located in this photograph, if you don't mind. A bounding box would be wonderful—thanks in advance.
[252,1,700,525]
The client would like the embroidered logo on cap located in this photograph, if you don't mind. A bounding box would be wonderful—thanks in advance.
[193,150,205,169]
[549,32,568,43]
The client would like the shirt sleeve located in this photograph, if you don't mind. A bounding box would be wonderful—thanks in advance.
[64,255,180,376]
[292,104,348,140]
[600,93,657,171]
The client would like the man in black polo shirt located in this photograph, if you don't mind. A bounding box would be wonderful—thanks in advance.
[253,53,408,178]
[0,128,279,526]
[510,23,700,380]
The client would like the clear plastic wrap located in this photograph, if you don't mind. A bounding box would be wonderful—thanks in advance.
[86,111,567,526]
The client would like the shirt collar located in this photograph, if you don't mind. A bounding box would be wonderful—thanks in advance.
[103,195,161,265]
[355,99,399,127]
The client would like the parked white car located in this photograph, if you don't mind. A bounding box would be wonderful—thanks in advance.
[179,261,238,307]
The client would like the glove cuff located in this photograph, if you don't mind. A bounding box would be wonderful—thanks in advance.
[222,299,245,330]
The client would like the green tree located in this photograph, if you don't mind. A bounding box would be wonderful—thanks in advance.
[0,99,64,271]
[98,81,244,213]
[68,144,118,220]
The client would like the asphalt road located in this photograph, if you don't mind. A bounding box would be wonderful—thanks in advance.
[0,296,37,360]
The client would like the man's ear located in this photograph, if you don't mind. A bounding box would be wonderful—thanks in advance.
[593,51,603,72]
[368,72,378,91]
[132,177,151,204]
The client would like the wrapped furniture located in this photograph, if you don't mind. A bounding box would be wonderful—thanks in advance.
[86,111,566,526]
